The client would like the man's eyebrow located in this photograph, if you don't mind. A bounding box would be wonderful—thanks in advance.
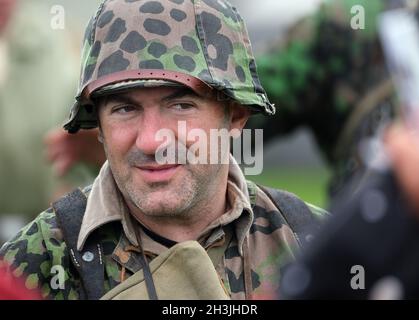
[103,94,138,107]
[100,88,199,107]
[161,88,199,102]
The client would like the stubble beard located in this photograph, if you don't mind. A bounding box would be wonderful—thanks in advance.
[104,116,231,221]
[111,158,224,220]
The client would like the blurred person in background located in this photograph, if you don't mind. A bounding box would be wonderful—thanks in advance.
[0,0,94,244]
[277,4,419,298]
[249,0,414,200]
[44,128,106,179]
[278,122,419,300]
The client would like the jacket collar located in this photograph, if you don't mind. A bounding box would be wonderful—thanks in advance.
[77,156,253,256]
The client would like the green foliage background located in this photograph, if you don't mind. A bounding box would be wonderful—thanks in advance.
[248,167,330,208]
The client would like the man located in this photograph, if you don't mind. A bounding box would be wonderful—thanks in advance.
[250,0,412,198]
[0,0,325,300]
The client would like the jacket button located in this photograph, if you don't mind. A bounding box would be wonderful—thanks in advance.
[82,251,94,262]
[305,234,314,243]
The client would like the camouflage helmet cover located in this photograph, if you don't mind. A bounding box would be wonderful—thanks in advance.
[64,0,275,133]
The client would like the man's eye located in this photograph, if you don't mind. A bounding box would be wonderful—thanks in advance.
[112,105,136,114]
[171,103,195,111]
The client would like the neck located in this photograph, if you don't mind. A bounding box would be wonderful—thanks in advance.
[127,176,229,243]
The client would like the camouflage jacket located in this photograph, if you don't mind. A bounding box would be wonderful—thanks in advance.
[0,158,326,300]
[250,0,409,196]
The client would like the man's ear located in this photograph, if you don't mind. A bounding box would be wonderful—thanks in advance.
[230,102,251,132]
[95,100,104,144]
[97,119,104,143]
[98,130,104,143]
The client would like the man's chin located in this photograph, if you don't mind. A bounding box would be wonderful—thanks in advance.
[131,185,197,216]
[136,199,191,218]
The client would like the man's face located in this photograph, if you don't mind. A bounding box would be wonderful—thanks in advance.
[98,86,246,219]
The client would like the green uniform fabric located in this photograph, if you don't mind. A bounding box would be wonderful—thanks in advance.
[0,181,326,300]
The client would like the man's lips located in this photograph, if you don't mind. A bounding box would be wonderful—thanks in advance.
[137,164,180,170]
[134,164,182,182]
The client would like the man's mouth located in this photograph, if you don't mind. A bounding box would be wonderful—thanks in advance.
[134,164,182,182]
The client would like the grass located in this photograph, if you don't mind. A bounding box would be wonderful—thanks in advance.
[246,166,331,208]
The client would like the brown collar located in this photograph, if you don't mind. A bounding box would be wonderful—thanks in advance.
[77,156,254,256]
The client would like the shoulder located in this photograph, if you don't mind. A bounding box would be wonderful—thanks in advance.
[247,180,329,217]
[246,180,329,240]
[0,207,65,270]
[0,186,93,298]
[0,208,64,296]
[0,185,94,260]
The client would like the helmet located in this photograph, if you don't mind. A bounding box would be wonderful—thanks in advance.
[64,0,275,133]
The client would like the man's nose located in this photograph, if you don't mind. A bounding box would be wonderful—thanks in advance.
[135,110,167,155]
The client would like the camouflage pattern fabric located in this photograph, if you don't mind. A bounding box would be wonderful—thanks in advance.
[0,0,328,300]
[65,0,275,133]
[0,182,326,300]
[250,0,408,196]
